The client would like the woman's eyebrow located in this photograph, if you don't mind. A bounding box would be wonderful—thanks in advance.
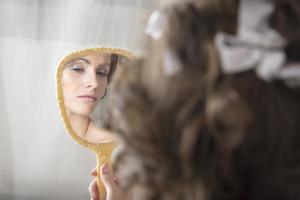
[97,63,110,69]
[68,57,91,65]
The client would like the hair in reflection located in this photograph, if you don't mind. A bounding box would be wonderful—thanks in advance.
[101,54,118,100]
[108,54,118,83]
[104,0,300,199]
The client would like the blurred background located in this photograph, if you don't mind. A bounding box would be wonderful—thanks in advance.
[0,0,170,199]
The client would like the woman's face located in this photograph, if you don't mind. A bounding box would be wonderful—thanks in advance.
[62,53,111,117]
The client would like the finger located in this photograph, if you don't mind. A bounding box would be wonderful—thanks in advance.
[90,167,97,176]
[88,178,99,200]
[100,163,118,193]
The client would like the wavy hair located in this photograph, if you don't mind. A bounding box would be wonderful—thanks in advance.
[104,0,300,199]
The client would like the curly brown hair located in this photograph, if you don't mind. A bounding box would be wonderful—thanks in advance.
[107,53,119,83]
[104,0,300,199]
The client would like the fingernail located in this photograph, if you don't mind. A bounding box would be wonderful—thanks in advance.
[102,163,110,175]
[90,169,96,176]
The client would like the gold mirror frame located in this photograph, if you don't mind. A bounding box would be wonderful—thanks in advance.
[56,47,135,199]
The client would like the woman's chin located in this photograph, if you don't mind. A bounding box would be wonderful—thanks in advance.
[68,109,91,118]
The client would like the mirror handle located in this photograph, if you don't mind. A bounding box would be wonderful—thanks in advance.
[95,144,116,200]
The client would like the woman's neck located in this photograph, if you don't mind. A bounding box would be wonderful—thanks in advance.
[67,111,90,138]
[85,121,118,143]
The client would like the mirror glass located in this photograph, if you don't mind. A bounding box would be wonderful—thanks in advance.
[57,48,133,144]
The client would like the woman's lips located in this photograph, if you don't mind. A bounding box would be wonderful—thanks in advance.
[77,95,98,102]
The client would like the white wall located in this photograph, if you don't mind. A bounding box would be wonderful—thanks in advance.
[0,0,160,199]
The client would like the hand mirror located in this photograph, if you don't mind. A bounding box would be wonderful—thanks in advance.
[56,47,134,199]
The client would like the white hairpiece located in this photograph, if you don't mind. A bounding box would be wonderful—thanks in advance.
[215,0,300,87]
[146,10,182,76]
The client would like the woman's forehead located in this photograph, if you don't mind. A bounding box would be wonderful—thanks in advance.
[82,53,111,61]
[66,53,111,67]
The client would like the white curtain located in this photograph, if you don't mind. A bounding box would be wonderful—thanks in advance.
[0,0,161,199]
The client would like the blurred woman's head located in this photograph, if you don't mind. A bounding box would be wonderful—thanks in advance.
[105,0,300,199]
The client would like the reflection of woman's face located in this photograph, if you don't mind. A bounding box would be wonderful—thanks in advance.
[62,53,111,117]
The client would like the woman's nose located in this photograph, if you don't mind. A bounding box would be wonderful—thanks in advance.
[84,72,98,89]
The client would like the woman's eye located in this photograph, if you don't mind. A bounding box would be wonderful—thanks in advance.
[70,64,85,72]
[96,69,108,77]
